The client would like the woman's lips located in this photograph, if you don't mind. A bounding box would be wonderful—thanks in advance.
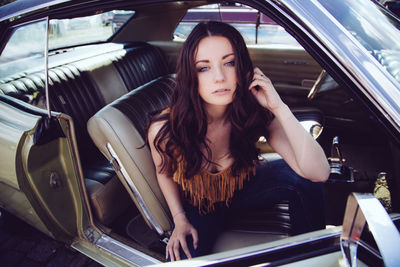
[212,88,231,95]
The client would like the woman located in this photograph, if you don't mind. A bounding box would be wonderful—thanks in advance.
[148,21,330,261]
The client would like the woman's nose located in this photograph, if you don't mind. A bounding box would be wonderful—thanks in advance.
[214,66,225,82]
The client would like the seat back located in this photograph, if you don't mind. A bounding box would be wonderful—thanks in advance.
[0,42,171,225]
[87,75,176,235]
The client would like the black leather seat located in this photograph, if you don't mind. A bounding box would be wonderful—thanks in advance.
[0,42,171,225]
[113,43,169,91]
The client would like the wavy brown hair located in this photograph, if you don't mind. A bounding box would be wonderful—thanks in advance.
[152,21,273,179]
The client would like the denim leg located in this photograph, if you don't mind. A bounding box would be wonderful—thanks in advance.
[169,159,326,261]
[169,202,225,260]
[230,159,326,235]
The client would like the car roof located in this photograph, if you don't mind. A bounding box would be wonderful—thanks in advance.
[0,0,68,22]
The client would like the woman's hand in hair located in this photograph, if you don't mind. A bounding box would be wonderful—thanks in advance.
[167,213,198,261]
[249,67,284,114]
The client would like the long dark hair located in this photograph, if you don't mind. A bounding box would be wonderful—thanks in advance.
[152,21,273,178]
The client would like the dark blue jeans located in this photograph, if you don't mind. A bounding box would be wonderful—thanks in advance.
[173,159,326,259]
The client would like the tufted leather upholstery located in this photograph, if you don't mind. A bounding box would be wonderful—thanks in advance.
[113,43,169,91]
[0,42,171,225]
[0,43,169,167]
[48,64,107,165]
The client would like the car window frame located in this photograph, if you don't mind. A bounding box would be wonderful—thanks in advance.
[172,3,302,48]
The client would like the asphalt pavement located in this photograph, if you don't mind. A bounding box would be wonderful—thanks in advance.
[0,210,103,267]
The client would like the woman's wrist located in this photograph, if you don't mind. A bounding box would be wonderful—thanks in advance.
[172,210,187,223]
[271,103,290,119]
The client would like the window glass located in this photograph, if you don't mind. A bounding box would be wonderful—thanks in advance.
[173,4,301,48]
[319,0,400,83]
[49,10,135,50]
[0,20,46,79]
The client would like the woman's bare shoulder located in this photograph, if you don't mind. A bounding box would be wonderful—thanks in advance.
[148,119,167,141]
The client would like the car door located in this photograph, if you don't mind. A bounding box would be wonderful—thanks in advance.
[0,18,91,244]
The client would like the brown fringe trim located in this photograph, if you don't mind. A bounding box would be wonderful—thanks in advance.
[173,159,256,214]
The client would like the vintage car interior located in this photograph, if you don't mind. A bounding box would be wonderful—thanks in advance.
[0,0,398,264]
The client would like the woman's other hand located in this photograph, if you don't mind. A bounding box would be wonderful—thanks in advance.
[167,213,199,261]
[249,67,283,113]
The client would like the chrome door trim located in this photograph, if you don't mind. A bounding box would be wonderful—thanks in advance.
[179,227,341,266]
[96,234,162,266]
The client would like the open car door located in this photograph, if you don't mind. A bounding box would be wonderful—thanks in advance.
[0,95,91,243]
[0,18,91,245]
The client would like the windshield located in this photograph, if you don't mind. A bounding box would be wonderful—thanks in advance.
[318,0,400,83]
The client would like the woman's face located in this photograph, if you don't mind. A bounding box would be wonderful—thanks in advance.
[194,36,237,107]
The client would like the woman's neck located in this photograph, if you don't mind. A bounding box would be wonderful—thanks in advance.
[205,104,229,124]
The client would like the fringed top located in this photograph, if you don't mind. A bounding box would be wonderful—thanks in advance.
[161,108,255,214]
[173,158,256,214]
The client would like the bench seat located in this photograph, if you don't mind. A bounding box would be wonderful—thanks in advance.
[0,42,171,225]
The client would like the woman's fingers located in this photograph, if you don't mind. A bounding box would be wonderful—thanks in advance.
[249,78,272,93]
[250,72,272,88]
[180,237,192,259]
[173,240,181,261]
[166,239,178,261]
[249,67,283,111]
[166,234,195,261]
[166,242,174,261]
[252,68,264,81]
[165,222,198,261]
[191,229,199,249]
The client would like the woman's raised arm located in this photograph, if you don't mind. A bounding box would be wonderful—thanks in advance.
[249,67,330,182]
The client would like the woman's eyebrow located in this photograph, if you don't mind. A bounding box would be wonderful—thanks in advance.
[222,53,235,60]
[195,59,209,64]
[195,53,235,65]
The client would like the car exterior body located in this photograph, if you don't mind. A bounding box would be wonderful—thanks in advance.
[0,0,399,266]
[380,0,400,17]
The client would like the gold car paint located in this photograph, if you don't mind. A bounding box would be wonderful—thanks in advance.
[19,113,96,243]
[0,98,95,243]
[0,100,39,189]
[55,113,104,243]
[0,100,53,237]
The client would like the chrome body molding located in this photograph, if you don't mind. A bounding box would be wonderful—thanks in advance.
[96,234,162,266]
[275,0,400,131]
[341,193,400,267]
[170,227,342,266]
[106,143,165,236]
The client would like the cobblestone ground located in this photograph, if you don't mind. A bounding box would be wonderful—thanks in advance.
[0,210,103,267]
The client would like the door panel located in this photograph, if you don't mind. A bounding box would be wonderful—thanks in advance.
[249,47,321,85]
[153,41,321,104]
[0,97,90,243]
[249,47,322,101]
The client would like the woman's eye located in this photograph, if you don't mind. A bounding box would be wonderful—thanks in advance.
[198,66,209,72]
[225,60,235,67]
